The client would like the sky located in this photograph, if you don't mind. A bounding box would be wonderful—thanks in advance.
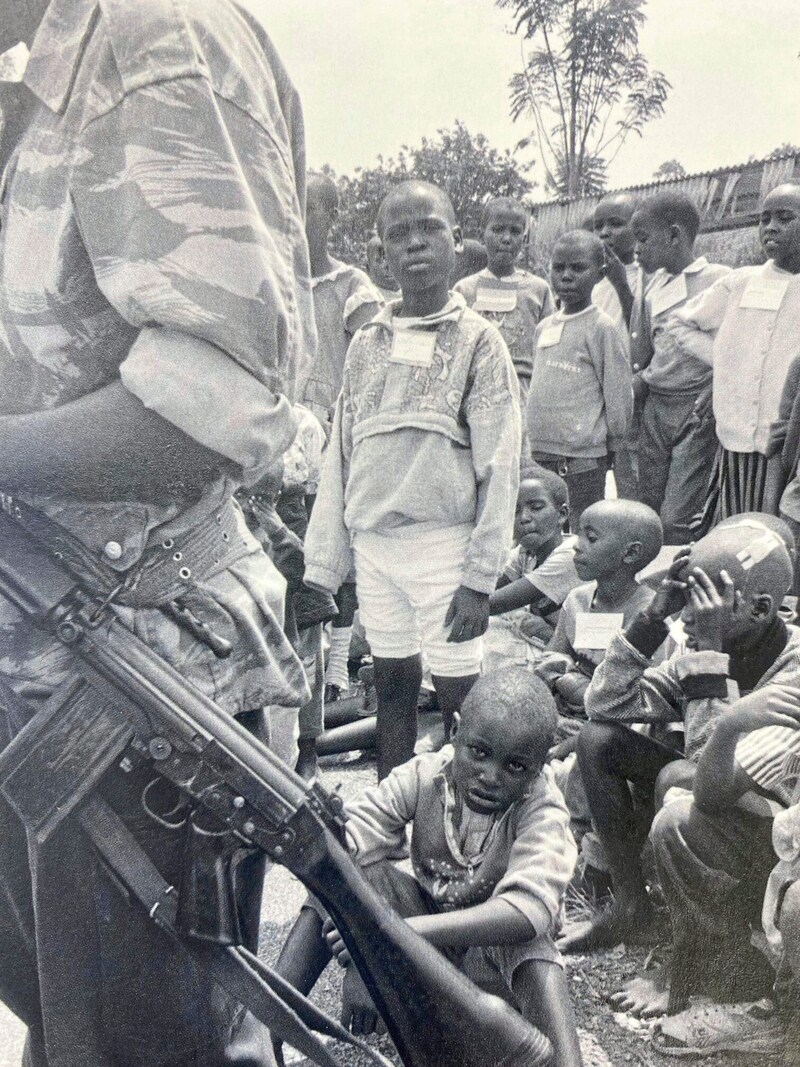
[252,0,800,200]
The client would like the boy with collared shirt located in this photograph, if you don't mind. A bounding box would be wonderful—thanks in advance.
[671,182,800,523]
[305,181,520,780]
[455,197,554,409]
[631,192,731,543]
[527,231,633,529]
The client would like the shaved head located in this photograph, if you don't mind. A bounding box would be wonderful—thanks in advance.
[306,172,339,215]
[461,668,557,765]
[683,515,793,607]
[582,499,663,567]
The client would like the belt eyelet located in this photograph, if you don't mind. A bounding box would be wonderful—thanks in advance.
[222,532,230,543]
[172,551,183,562]
[179,567,191,580]
[162,538,175,549]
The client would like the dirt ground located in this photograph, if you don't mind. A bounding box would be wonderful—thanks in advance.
[0,743,779,1067]
[259,747,776,1067]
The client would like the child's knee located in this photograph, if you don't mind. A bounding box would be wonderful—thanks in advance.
[575,720,625,775]
[654,759,695,811]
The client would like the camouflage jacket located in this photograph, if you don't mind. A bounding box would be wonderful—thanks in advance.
[0,0,316,711]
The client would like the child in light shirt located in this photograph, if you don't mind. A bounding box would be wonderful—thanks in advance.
[274,669,582,1067]
[305,181,520,780]
[671,182,800,524]
[527,231,633,528]
[456,197,554,409]
[630,192,731,543]
[485,465,581,672]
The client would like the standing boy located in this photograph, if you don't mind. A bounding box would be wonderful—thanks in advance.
[456,197,554,409]
[592,192,645,500]
[631,192,731,542]
[527,231,633,529]
[672,183,800,522]
[305,181,521,779]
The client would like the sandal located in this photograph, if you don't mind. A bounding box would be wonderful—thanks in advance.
[651,998,785,1059]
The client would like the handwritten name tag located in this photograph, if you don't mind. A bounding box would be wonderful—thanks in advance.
[739,275,789,312]
[574,612,624,651]
[389,329,438,367]
[474,285,517,313]
[537,321,564,348]
[650,273,688,318]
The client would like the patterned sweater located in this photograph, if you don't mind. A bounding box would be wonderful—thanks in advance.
[305,294,521,594]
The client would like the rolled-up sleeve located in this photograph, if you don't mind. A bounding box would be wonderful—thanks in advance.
[71,76,316,472]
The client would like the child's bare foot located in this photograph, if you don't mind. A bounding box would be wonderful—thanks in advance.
[608,965,670,1017]
[558,900,661,954]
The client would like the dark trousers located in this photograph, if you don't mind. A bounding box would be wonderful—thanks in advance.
[577,722,679,892]
[639,390,718,544]
[0,705,273,1067]
[535,459,607,532]
[652,796,777,1013]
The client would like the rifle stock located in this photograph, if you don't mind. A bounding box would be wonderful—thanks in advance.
[0,511,552,1067]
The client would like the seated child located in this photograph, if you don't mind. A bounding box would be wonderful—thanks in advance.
[455,197,554,408]
[630,192,731,543]
[304,181,521,780]
[561,514,800,954]
[273,669,583,1067]
[671,182,800,523]
[537,499,664,719]
[366,233,400,302]
[527,231,633,528]
[485,465,580,672]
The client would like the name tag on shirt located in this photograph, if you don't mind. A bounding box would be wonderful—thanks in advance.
[474,284,517,313]
[574,612,624,651]
[389,329,438,367]
[537,321,564,348]
[650,273,688,317]
[739,275,789,311]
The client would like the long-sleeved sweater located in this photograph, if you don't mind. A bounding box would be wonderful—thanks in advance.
[304,294,521,595]
[344,747,577,938]
[526,305,633,459]
[585,613,800,760]
[670,260,800,453]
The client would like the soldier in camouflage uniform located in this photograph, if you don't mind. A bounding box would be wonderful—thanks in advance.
[0,1,314,1063]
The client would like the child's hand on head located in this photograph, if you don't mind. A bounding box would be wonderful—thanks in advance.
[685,566,736,652]
[648,546,691,621]
[445,585,490,643]
[601,245,629,290]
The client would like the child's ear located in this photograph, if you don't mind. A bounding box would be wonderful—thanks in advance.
[453,225,464,254]
[622,540,644,566]
[749,592,773,621]
[559,503,569,525]
[450,712,462,741]
[669,223,683,246]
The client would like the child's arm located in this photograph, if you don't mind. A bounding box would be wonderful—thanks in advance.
[303,369,355,594]
[669,272,737,366]
[603,249,634,327]
[693,685,800,815]
[489,578,560,618]
[447,329,521,637]
[766,354,800,458]
[597,318,634,449]
[406,899,535,949]
[342,754,423,863]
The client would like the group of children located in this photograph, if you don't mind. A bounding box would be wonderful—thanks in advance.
[254,169,800,1064]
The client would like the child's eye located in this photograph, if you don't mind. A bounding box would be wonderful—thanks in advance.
[470,745,488,759]
[507,760,527,774]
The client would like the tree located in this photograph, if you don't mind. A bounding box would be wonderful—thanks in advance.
[327,122,535,264]
[652,159,687,181]
[498,0,670,198]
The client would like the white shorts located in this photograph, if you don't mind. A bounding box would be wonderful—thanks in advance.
[352,525,483,677]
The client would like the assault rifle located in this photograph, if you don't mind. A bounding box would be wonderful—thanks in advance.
[0,509,552,1067]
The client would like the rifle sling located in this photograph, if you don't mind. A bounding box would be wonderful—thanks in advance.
[78,794,393,1067]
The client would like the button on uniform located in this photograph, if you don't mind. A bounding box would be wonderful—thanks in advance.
[103,540,123,561]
